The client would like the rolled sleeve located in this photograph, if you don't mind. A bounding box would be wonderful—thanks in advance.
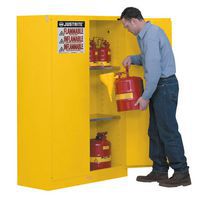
[131,54,143,65]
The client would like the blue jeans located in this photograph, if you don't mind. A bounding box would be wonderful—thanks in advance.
[149,75,189,173]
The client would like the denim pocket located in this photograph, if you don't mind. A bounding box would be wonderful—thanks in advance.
[166,83,179,102]
[156,84,167,96]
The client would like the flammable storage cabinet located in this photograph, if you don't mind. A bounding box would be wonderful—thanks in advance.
[17,15,172,190]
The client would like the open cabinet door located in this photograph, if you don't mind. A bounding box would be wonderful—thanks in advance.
[125,18,172,167]
[51,17,90,181]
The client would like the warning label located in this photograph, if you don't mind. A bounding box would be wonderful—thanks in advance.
[58,21,85,53]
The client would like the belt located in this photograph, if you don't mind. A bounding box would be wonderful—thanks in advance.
[158,74,177,85]
[160,74,175,80]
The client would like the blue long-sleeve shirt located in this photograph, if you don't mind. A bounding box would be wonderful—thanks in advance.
[131,21,176,100]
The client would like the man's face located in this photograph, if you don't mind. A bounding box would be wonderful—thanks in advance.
[121,18,139,36]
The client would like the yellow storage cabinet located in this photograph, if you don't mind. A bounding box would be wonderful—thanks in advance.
[17,15,172,190]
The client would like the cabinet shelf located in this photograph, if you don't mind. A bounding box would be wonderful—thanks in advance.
[90,66,120,72]
[90,114,120,122]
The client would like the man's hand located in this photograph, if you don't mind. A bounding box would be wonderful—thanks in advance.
[134,97,149,111]
[122,56,131,68]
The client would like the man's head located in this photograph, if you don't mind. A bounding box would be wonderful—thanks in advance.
[119,7,145,36]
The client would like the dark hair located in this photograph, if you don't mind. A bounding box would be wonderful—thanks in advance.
[118,7,144,20]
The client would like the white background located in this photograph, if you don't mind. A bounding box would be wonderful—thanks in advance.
[0,0,200,199]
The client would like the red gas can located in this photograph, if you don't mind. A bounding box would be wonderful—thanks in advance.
[98,39,111,66]
[89,39,98,66]
[90,132,111,171]
[115,67,143,111]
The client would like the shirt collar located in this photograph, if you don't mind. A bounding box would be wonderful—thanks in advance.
[138,21,152,39]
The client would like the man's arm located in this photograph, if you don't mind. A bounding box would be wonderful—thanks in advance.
[131,54,143,65]
[122,55,143,67]
[142,38,161,100]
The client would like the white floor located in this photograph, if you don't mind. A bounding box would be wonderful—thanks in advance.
[12,167,197,200]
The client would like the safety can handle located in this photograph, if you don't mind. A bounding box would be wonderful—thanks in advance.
[125,66,129,77]
[115,66,129,78]
[96,132,108,140]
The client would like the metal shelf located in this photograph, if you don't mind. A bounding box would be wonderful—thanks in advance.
[90,114,120,122]
[90,66,120,72]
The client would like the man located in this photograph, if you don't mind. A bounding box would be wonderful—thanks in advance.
[119,7,191,187]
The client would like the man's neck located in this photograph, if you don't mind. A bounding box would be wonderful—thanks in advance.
[138,20,146,33]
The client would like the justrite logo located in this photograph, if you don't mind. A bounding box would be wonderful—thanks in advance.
[59,22,64,27]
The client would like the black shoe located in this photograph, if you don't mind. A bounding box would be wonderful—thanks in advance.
[159,171,192,187]
[136,171,168,182]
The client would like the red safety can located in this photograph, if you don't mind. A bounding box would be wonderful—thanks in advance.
[98,39,111,66]
[90,39,98,64]
[115,67,143,111]
[90,132,111,171]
